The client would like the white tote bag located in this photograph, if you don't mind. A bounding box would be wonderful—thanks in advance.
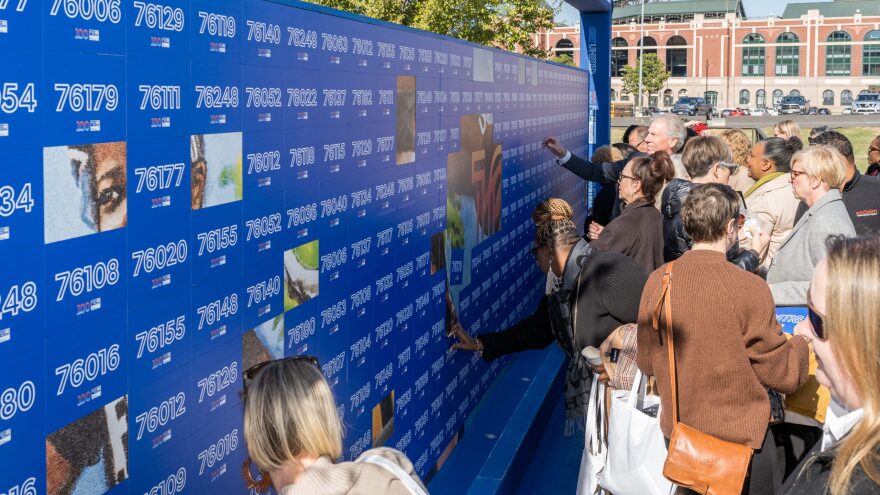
[599,370,673,495]
[576,375,607,495]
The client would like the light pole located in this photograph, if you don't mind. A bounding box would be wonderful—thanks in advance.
[637,0,645,115]
[705,59,709,99]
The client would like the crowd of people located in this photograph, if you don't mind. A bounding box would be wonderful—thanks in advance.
[232,118,880,495]
[453,119,880,494]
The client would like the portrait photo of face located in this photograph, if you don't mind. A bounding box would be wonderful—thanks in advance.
[46,396,129,495]
[190,132,243,210]
[396,76,416,165]
[44,142,128,244]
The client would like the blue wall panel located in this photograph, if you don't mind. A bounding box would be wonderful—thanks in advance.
[0,0,590,492]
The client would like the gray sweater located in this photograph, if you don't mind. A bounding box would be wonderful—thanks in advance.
[767,189,855,306]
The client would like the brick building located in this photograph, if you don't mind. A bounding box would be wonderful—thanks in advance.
[536,0,880,112]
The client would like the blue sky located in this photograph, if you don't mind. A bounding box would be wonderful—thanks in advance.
[555,0,826,24]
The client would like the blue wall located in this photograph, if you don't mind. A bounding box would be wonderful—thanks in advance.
[0,0,588,493]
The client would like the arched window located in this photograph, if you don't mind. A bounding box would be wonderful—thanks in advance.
[678,89,688,97]
[775,32,800,76]
[611,37,628,77]
[739,89,750,105]
[772,89,784,106]
[666,36,688,77]
[841,90,853,106]
[663,89,673,107]
[756,89,766,109]
[822,90,834,106]
[826,31,851,76]
[790,89,801,96]
[611,88,617,101]
[555,38,574,58]
[742,33,765,77]
[638,36,658,57]
[863,30,880,76]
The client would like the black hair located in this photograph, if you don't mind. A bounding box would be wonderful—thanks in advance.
[761,136,803,172]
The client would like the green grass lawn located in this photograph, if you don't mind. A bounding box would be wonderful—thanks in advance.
[609,126,880,172]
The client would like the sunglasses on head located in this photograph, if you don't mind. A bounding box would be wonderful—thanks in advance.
[807,306,826,340]
[242,355,320,391]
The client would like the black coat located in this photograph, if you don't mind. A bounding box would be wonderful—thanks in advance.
[782,443,880,495]
[661,178,693,262]
[660,178,761,272]
[478,250,648,361]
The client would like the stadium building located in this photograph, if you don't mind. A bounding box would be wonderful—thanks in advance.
[536,0,880,112]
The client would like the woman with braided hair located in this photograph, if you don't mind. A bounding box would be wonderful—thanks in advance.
[450,198,648,433]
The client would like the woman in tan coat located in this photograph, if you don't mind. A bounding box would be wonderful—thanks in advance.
[740,137,803,271]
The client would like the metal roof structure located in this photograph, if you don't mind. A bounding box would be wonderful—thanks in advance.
[781,0,880,18]
[611,0,745,24]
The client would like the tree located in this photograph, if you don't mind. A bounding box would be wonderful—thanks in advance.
[305,0,559,59]
[550,53,574,66]
[621,53,669,106]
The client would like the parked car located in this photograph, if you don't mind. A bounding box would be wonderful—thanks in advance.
[851,93,880,114]
[807,107,819,115]
[817,107,830,115]
[672,97,713,116]
[779,95,810,115]
[766,107,780,116]
[843,107,853,115]
[750,108,767,116]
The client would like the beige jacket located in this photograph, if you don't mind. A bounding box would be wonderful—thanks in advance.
[739,174,800,270]
[280,448,427,495]
[727,168,755,194]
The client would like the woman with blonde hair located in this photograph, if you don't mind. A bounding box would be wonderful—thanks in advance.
[242,356,427,494]
[719,128,755,192]
[774,119,802,141]
[783,235,880,494]
[758,145,857,479]
[765,145,855,305]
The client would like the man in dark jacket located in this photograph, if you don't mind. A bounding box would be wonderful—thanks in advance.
[660,136,761,270]
[795,130,880,235]
[541,115,688,221]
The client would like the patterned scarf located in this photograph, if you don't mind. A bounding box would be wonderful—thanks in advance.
[546,238,594,435]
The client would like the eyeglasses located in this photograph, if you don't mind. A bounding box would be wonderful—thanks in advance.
[242,355,320,393]
[807,305,826,341]
[869,147,880,154]
[790,169,808,180]
[717,161,740,175]
[617,173,639,184]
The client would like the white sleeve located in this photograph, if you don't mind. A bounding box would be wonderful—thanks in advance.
[556,150,572,165]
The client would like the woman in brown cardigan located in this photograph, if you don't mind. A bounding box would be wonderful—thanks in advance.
[590,151,673,273]
[636,184,810,495]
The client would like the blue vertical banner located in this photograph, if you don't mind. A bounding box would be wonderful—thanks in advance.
[0,0,590,492]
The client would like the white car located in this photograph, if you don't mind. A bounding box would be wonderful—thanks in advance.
[750,108,766,116]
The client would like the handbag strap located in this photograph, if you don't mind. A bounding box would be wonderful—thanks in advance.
[358,455,427,495]
[651,261,678,426]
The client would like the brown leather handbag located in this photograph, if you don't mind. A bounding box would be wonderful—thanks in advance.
[653,262,753,495]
